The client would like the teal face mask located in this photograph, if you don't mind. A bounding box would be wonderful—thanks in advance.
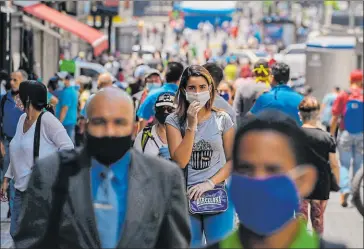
[58,81,65,89]
[146,82,161,91]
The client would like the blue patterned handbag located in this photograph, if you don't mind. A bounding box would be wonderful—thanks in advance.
[188,183,229,215]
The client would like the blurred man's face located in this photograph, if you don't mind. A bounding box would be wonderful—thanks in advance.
[10,72,23,91]
[87,96,134,138]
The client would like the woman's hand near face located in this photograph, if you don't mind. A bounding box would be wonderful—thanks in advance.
[186,101,202,129]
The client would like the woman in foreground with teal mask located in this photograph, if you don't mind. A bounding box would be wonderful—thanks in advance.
[206,110,347,249]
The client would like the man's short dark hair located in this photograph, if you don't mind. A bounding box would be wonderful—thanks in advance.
[165,62,184,83]
[271,62,290,85]
[203,63,224,87]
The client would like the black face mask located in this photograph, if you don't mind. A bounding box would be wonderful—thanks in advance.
[155,111,170,124]
[85,133,132,165]
[11,90,19,95]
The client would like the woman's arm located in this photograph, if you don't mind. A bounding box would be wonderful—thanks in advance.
[166,124,195,169]
[44,113,74,150]
[329,152,340,184]
[210,126,235,185]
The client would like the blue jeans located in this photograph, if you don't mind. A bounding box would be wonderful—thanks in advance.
[1,139,10,181]
[1,139,14,211]
[64,124,75,143]
[337,131,363,194]
[10,189,26,238]
[190,201,235,248]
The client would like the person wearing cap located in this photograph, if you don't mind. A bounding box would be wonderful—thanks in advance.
[0,80,74,238]
[134,92,176,159]
[136,62,184,132]
[331,69,363,207]
[55,72,78,141]
[249,62,303,125]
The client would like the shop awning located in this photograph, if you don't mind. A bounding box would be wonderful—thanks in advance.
[23,3,108,56]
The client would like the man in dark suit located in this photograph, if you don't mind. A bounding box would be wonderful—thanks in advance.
[14,88,191,248]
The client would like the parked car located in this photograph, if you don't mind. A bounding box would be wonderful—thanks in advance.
[274,43,306,77]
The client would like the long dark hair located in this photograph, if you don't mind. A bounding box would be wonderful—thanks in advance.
[175,65,217,125]
[19,80,54,114]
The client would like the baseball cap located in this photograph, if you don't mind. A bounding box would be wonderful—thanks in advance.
[56,71,71,80]
[155,92,176,108]
[350,70,363,83]
[144,69,162,79]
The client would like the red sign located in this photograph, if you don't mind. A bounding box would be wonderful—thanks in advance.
[104,0,119,7]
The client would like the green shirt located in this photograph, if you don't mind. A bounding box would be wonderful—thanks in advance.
[219,219,319,249]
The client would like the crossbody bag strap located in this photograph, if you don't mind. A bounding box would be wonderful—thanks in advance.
[33,112,45,163]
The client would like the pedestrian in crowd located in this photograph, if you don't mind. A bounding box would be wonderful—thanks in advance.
[137,62,184,132]
[55,73,78,141]
[166,65,235,247]
[203,63,236,124]
[249,62,303,125]
[47,76,61,99]
[117,67,125,82]
[217,82,234,106]
[208,110,346,249]
[77,76,92,113]
[78,73,114,142]
[75,76,92,146]
[0,69,28,218]
[320,86,340,133]
[0,69,10,93]
[36,78,58,112]
[331,69,363,208]
[224,57,238,82]
[80,72,114,119]
[1,80,73,238]
[133,69,163,119]
[134,92,176,159]
[233,59,271,124]
[298,96,340,235]
[13,88,190,248]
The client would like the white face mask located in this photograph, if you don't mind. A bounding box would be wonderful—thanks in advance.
[185,91,211,107]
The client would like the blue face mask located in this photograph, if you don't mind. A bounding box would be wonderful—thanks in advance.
[219,92,230,101]
[146,82,161,91]
[230,173,300,236]
[58,80,65,89]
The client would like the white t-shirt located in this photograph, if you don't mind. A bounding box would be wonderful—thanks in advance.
[5,112,74,191]
[134,125,167,157]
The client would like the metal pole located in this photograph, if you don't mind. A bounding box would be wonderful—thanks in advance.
[108,15,112,53]
[348,1,355,29]
[4,1,12,73]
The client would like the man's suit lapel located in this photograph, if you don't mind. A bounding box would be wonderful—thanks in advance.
[118,150,152,248]
[68,149,101,248]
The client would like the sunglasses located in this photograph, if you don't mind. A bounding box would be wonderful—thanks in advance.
[157,106,175,113]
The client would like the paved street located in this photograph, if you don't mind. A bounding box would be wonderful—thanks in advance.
[1,192,363,248]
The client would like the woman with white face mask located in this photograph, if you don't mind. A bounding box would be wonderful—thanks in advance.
[165,65,235,248]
